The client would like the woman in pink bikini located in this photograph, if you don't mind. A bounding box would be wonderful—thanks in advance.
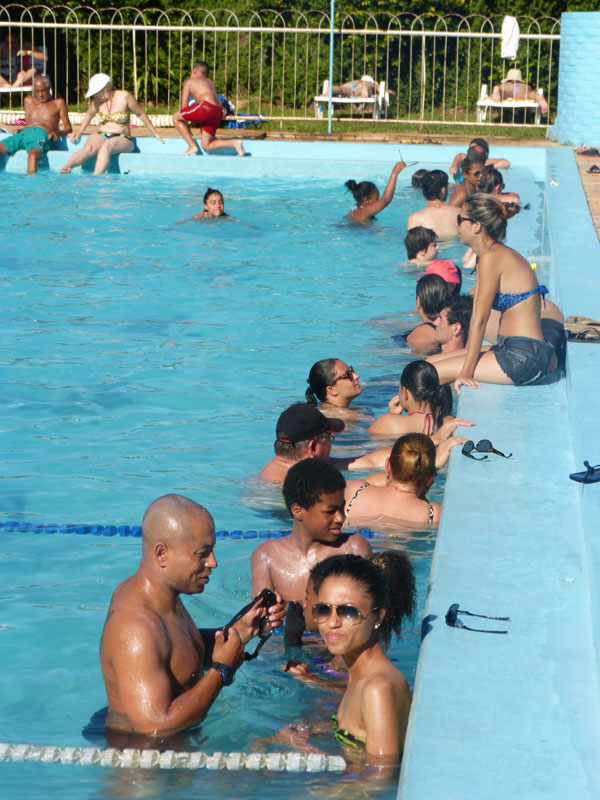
[369,360,454,440]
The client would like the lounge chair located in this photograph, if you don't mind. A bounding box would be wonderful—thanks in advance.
[313,79,388,119]
[476,83,544,125]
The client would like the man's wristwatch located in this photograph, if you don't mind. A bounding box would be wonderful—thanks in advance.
[209,661,235,686]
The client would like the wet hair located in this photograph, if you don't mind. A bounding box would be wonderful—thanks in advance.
[411,168,428,188]
[416,273,451,320]
[459,155,485,177]
[305,358,339,404]
[405,226,437,260]
[193,61,209,75]
[399,360,452,431]
[464,192,520,241]
[441,294,473,347]
[282,458,346,513]
[420,169,449,201]
[389,433,437,499]
[311,553,415,649]
[345,179,378,205]
[469,137,489,159]
[274,437,312,460]
[203,187,223,205]
[477,165,503,195]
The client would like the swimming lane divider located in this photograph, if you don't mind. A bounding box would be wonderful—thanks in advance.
[0,742,346,772]
[0,521,375,539]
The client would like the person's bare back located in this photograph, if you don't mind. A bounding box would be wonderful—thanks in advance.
[407,204,459,239]
[186,75,221,107]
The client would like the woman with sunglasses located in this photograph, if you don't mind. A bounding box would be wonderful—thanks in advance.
[312,553,413,763]
[344,433,441,528]
[448,154,485,207]
[430,193,553,391]
[305,359,364,418]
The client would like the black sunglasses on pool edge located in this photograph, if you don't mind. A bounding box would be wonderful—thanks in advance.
[445,603,510,634]
[462,439,512,460]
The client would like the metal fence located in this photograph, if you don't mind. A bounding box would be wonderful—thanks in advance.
[0,6,560,127]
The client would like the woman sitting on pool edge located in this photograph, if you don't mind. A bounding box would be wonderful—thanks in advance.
[345,161,405,223]
[430,193,552,390]
[61,73,164,176]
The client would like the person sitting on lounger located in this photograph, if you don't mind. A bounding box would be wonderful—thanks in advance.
[345,161,405,223]
[325,75,380,99]
[491,69,548,115]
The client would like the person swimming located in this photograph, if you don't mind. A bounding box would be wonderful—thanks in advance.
[193,187,230,219]
[345,161,405,223]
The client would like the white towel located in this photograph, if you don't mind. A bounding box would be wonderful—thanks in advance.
[501,16,520,60]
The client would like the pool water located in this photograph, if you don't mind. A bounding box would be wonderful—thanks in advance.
[0,164,546,798]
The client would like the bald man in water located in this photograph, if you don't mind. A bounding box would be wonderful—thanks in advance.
[100,494,284,737]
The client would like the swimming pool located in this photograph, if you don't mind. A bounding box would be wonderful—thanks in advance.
[1,146,553,798]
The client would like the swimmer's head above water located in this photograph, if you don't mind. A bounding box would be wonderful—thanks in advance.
[345,178,379,207]
[202,187,226,217]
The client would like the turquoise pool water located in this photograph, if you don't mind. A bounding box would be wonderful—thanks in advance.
[0,161,547,799]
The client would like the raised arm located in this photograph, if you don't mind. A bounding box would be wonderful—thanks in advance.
[106,615,244,737]
[351,161,405,222]
[449,151,465,175]
[126,92,164,142]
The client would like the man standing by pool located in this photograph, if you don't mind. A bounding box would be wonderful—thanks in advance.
[0,74,71,173]
[100,494,284,736]
[172,61,244,156]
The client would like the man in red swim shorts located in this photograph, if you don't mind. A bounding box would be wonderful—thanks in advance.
[173,62,244,156]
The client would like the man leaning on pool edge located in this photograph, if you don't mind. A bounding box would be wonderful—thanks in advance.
[100,493,284,737]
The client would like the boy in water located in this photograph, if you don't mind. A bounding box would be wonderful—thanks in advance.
[251,459,371,633]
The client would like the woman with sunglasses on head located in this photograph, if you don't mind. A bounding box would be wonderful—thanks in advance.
[430,193,552,391]
[312,553,413,764]
[305,358,365,419]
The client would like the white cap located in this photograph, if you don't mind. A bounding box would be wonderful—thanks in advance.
[360,74,375,84]
[86,73,111,98]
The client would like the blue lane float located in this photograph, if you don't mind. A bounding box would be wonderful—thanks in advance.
[0,521,376,539]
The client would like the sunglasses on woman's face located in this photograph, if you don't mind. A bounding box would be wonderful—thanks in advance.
[312,602,378,626]
[457,214,476,226]
[330,366,354,384]
[462,439,513,460]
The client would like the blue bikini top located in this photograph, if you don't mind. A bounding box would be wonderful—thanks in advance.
[492,284,549,312]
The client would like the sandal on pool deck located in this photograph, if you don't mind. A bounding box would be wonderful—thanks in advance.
[570,461,600,483]
[587,164,600,174]
[580,148,600,157]
[567,326,600,342]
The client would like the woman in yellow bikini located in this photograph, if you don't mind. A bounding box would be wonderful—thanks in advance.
[61,73,163,176]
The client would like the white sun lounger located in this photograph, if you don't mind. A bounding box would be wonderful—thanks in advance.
[476,83,544,124]
[313,79,388,119]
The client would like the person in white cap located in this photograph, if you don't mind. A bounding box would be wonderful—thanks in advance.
[491,68,548,114]
[61,73,164,175]
[325,74,381,100]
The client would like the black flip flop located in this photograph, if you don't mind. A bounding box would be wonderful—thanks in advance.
[569,461,600,483]
[587,164,600,174]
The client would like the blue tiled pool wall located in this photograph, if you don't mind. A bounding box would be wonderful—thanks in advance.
[548,12,600,148]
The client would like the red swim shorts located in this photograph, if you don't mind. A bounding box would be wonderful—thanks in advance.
[180,100,223,137]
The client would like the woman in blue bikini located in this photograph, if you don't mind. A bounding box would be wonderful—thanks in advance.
[430,193,553,391]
